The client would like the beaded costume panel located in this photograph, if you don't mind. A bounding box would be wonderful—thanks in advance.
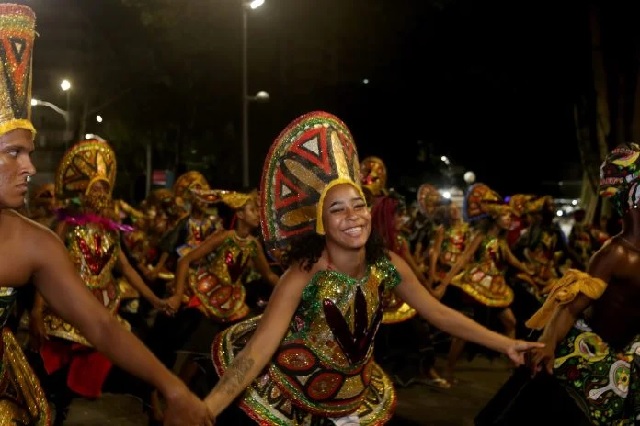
[0,288,50,425]
[44,223,128,345]
[451,236,514,307]
[189,236,257,322]
[212,257,400,425]
[381,235,416,324]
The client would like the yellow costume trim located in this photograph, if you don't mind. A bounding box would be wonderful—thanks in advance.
[0,119,35,137]
[315,178,366,235]
[525,269,607,330]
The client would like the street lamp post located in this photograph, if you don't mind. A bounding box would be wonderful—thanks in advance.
[60,79,72,141]
[241,0,268,188]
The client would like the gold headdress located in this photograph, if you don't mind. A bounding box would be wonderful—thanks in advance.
[220,190,256,210]
[360,156,387,197]
[524,195,553,214]
[508,194,534,217]
[173,171,209,201]
[417,183,443,217]
[260,111,364,249]
[0,4,35,137]
[55,139,117,199]
[463,183,511,222]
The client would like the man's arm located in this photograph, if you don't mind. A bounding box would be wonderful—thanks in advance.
[28,224,211,425]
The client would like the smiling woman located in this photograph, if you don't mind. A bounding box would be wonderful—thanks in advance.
[200,111,544,426]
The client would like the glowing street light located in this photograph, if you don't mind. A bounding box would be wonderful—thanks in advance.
[96,115,103,123]
[241,0,268,188]
[60,79,71,92]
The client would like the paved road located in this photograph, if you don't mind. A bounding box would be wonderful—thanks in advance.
[65,356,511,426]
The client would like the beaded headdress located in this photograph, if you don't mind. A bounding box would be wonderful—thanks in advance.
[463,183,511,222]
[417,183,442,217]
[260,111,364,250]
[600,143,640,214]
[0,4,36,137]
[55,139,116,199]
[360,156,387,197]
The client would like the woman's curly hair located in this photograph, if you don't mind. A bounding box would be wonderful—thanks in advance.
[282,230,387,271]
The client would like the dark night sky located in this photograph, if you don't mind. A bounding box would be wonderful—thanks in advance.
[24,0,593,198]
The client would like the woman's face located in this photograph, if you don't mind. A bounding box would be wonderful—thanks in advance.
[321,183,371,250]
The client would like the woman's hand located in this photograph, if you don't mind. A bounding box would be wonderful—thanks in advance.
[504,339,545,367]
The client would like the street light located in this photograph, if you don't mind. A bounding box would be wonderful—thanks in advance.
[96,115,103,123]
[242,0,268,188]
[60,79,72,140]
[31,98,69,124]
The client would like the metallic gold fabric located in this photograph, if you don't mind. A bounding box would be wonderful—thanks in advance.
[451,237,514,308]
[212,257,400,424]
[55,140,117,199]
[463,183,511,222]
[44,223,129,345]
[0,4,35,137]
[0,287,50,425]
[188,236,257,321]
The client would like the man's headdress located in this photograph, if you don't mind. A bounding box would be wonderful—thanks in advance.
[600,143,640,214]
[0,4,35,137]
[260,111,364,250]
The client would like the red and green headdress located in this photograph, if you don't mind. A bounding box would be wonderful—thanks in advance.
[600,143,640,215]
[260,111,364,250]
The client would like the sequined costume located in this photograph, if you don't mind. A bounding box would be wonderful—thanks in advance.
[0,288,50,426]
[44,217,129,345]
[449,184,516,308]
[451,236,514,308]
[189,234,258,322]
[213,257,399,425]
[212,111,398,424]
[381,234,416,324]
[435,222,470,280]
[39,140,129,399]
[0,5,51,424]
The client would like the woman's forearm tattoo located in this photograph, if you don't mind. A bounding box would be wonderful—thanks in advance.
[219,352,255,396]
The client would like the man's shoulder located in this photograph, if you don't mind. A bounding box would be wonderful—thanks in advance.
[2,209,57,241]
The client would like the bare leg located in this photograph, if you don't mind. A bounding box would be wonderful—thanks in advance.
[497,308,517,340]
[443,337,465,384]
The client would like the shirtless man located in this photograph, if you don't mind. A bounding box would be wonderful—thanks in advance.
[0,4,210,425]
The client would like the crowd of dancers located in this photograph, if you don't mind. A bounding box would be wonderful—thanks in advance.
[1,4,639,426]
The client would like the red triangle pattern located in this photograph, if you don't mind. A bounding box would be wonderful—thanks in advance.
[0,36,30,98]
[288,127,332,175]
[274,167,306,210]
